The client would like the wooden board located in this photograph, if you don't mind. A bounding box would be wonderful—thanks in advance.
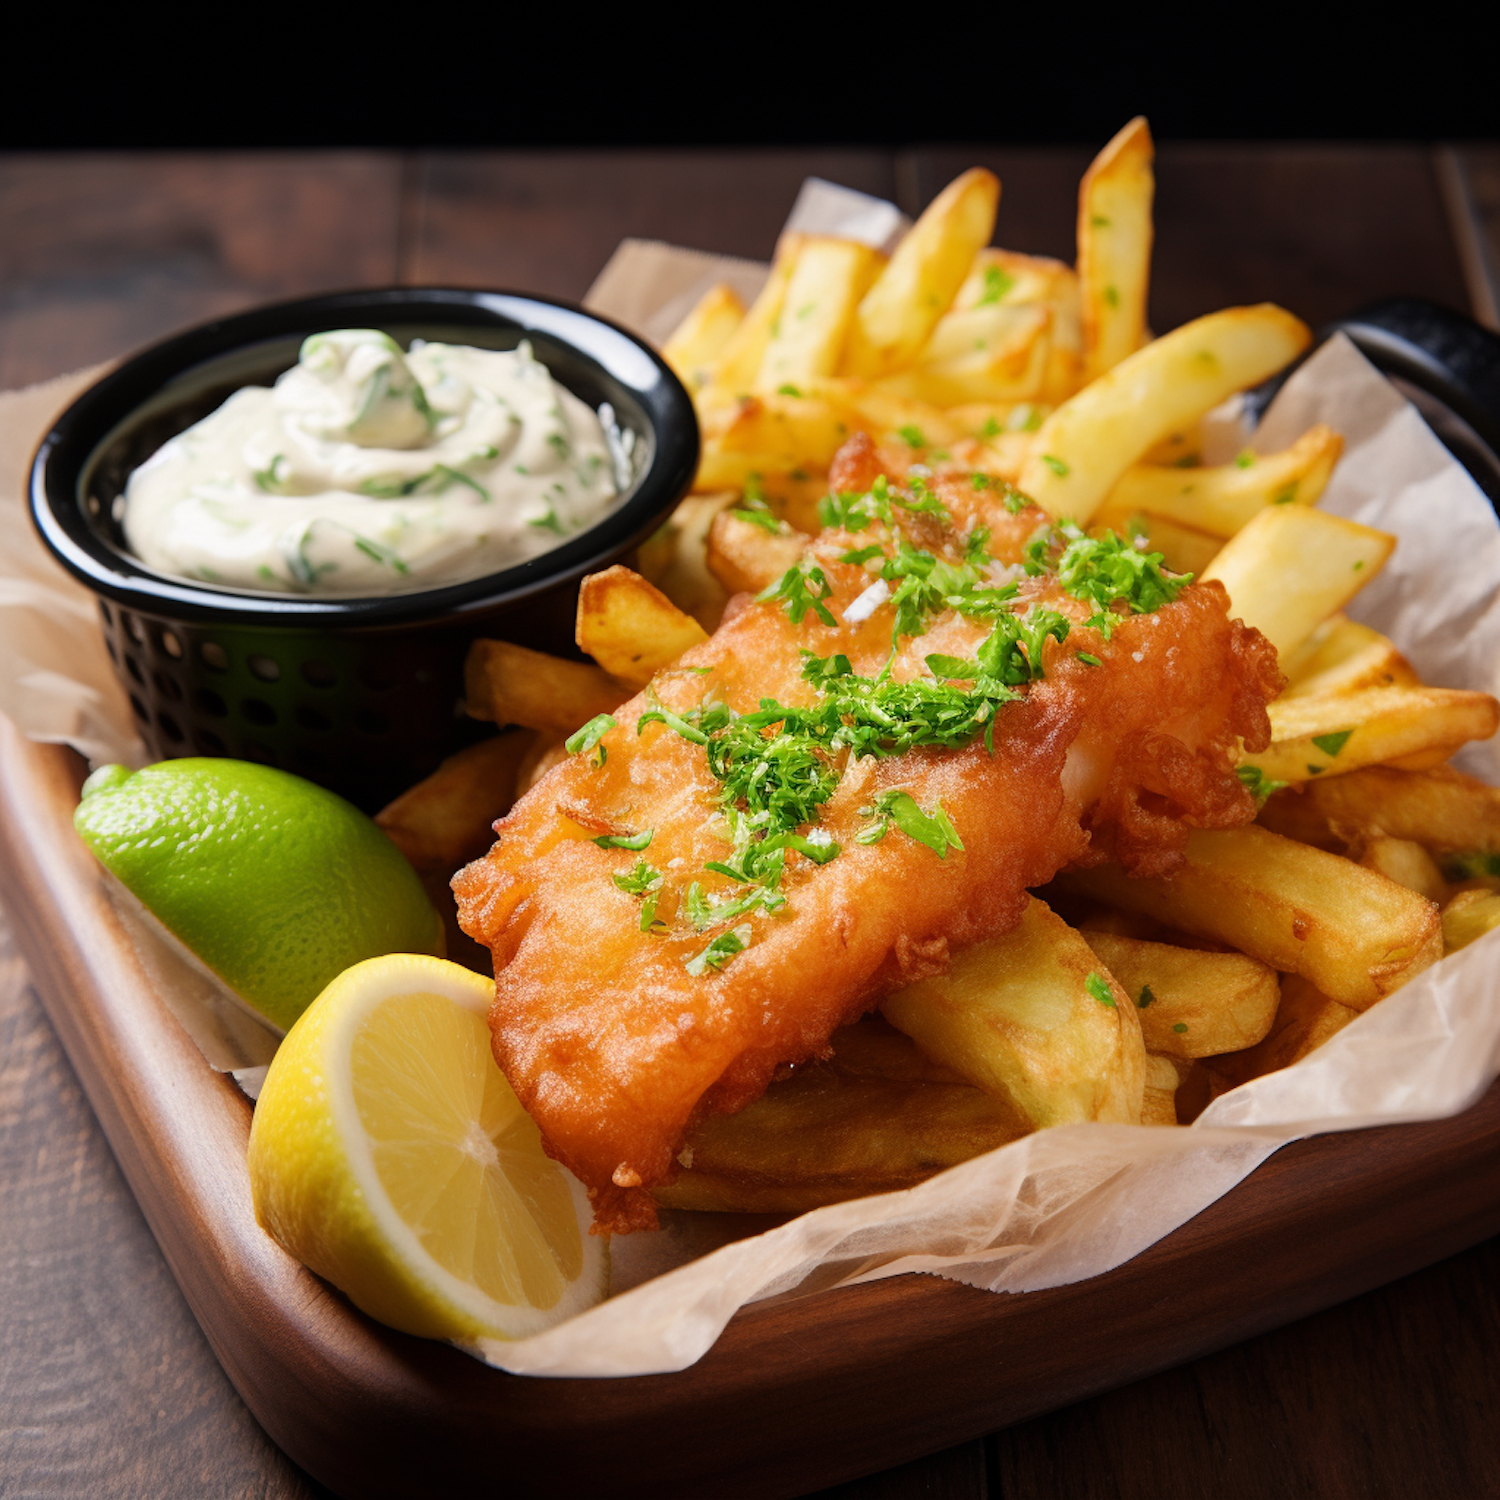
[2,715,1498,1500]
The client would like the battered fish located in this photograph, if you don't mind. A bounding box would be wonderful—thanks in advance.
[455,454,1280,1231]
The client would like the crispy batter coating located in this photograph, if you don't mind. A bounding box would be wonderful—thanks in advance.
[455,452,1279,1232]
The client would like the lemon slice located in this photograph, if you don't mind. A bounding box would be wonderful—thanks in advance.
[248,954,606,1344]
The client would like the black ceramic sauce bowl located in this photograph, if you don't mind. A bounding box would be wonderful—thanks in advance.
[29,288,700,812]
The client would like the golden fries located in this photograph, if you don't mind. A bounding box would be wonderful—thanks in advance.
[1281,616,1419,698]
[1078,929,1280,1060]
[1095,424,1343,539]
[1053,826,1443,1010]
[1017,306,1312,522]
[1241,685,1500,784]
[1078,116,1155,382]
[1212,974,1359,1089]
[576,565,709,689]
[757,237,882,390]
[661,283,745,394]
[654,1019,1026,1213]
[465,639,627,737]
[1201,506,1395,659]
[706,509,807,594]
[844,169,1000,379]
[881,897,1146,1127]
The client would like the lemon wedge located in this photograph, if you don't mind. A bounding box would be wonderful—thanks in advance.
[248,954,605,1344]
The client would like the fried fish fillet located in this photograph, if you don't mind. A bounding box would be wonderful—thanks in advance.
[455,463,1279,1232]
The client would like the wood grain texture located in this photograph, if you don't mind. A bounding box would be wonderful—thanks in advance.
[0,154,403,389]
[3,145,1499,1500]
[404,150,898,298]
[3,719,1499,1499]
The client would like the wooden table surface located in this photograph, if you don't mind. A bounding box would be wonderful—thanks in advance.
[2,142,1499,1500]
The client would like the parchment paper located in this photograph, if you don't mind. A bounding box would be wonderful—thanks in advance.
[2,190,1498,1379]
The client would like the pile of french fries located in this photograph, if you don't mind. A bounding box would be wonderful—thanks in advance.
[376,121,1500,1216]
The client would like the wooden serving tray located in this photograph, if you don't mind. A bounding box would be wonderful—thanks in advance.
[4,714,1498,1500]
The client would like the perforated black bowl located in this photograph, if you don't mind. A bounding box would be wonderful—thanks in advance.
[29,288,699,812]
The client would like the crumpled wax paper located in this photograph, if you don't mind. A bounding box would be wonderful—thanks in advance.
[1,184,1497,1378]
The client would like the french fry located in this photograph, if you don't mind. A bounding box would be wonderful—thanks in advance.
[576,565,710,689]
[1078,116,1155,382]
[756,237,882,391]
[881,896,1146,1127]
[875,306,1051,406]
[1212,973,1359,1088]
[803,377,963,449]
[654,1019,1026,1214]
[1142,1052,1181,1124]
[708,390,857,465]
[1240,685,1500,784]
[464,639,627,737]
[1280,615,1419,698]
[1017,305,1312,523]
[709,233,805,394]
[844,168,1001,379]
[1052,825,1442,1010]
[693,448,825,496]
[375,730,536,874]
[953,248,1077,312]
[1094,424,1342,539]
[661,283,745,393]
[1357,835,1449,902]
[1259,764,1500,864]
[706,510,807,594]
[1441,888,1500,953]
[1079,930,1280,1059]
[645,491,736,633]
[1201,505,1395,660]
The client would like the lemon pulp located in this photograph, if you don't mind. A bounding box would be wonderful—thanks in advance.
[248,955,605,1345]
[351,990,584,1310]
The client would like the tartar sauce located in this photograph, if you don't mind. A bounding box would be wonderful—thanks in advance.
[122,330,622,594]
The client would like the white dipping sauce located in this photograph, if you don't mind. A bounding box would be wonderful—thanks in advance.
[122,330,622,594]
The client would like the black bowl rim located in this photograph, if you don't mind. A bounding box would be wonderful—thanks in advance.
[28,286,700,628]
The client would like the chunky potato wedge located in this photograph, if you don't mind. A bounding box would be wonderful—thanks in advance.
[1259,764,1500,863]
[1095,424,1342,539]
[708,390,857,465]
[706,509,807,594]
[1240,685,1500,784]
[654,1018,1026,1213]
[1141,1052,1182,1125]
[1212,973,1359,1088]
[1017,306,1312,522]
[464,639,627,737]
[756,236,882,391]
[661,283,745,393]
[1078,116,1155,382]
[881,896,1146,1127]
[1357,835,1449,901]
[844,168,1001,379]
[1053,826,1442,1010]
[643,492,736,633]
[1280,616,1419,699]
[1079,929,1280,1059]
[954,248,1077,312]
[376,730,536,874]
[576,565,710,689]
[1201,505,1395,660]
[710,232,804,394]
[1442,888,1500,953]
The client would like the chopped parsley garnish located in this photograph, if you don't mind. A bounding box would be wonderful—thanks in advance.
[594,829,653,851]
[1234,451,1256,470]
[976,265,1016,306]
[1085,973,1116,1008]
[1311,730,1353,759]
[1103,284,1120,308]
[731,491,787,533]
[856,790,963,856]
[897,424,927,449]
[1273,482,1299,505]
[1173,1022,1189,1033]
[757,557,836,627]
[612,860,662,896]
[1137,985,1155,1009]
[1026,523,1190,638]
[1444,851,1500,880]
[566,714,616,763]
[1077,652,1102,667]
[1236,764,1288,804]
[685,924,751,976]
[1041,454,1070,477]
[979,416,1002,439]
